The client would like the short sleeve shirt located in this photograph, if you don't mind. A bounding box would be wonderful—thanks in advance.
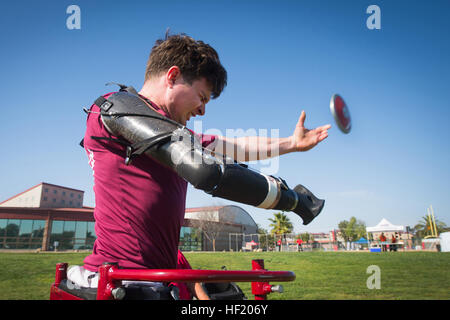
[82,92,216,271]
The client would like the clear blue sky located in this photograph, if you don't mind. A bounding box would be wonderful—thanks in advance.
[1,0,449,233]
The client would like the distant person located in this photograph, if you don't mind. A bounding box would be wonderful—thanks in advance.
[296,238,303,252]
[277,239,282,252]
[379,233,387,252]
[390,234,398,252]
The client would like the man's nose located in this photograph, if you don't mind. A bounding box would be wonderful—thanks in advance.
[196,104,205,116]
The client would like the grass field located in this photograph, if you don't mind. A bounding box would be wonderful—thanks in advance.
[0,251,448,300]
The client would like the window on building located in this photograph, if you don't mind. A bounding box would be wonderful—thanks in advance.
[19,220,33,236]
[51,221,64,234]
[87,222,96,238]
[64,221,76,234]
[0,219,7,237]
[75,221,87,239]
[0,219,46,250]
[74,221,87,249]
[179,227,202,251]
[6,220,21,237]
[32,220,45,238]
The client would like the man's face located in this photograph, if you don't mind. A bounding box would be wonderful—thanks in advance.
[166,76,212,126]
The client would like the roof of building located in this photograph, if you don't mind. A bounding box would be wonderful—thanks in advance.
[185,205,257,227]
[0,182,84,205]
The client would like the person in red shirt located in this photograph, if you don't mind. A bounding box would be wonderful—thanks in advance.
[390,234,397,252]
[379,232,387,252]
[296,238,303,252]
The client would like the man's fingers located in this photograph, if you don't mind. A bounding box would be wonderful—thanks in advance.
[318,124,332,131]
[318,132,328,142]
[312,124,331,135]
[297,110,306,127]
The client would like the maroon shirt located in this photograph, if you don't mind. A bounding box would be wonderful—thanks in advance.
[83,92,215,271]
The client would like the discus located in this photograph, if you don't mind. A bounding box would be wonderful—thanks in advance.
[330,94,351,134]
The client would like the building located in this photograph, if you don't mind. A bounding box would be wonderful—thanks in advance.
[0,182,84,209]
[0,183,257,252]
[0,183,93,251]
[185,205,258,251]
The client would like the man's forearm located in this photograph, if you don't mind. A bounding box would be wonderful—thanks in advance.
[186,282,210,300]
[212,136,295,162]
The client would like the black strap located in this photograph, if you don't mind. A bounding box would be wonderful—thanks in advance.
[80,83,178,164]
[100,111,182,128]
[94,96,113,112]
[90,136,130,147]
[125,132,173,165]
[85,133,173,165]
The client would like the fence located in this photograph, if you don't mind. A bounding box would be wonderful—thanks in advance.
[228,233,326,252]
[226,233,434,252]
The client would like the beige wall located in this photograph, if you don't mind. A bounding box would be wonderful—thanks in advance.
[0,185,43,207]
[0,184,84,209]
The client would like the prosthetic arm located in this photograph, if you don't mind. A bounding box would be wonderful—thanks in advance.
[91,86,324,225]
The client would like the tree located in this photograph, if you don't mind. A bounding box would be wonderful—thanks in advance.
[413,215,449,239]
[337,217,366,242]
[269,212,293,238]
[297,232,311,242]
[255,224,277,251]
[187,210,234,252]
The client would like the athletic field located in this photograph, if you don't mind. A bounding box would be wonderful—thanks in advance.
[0,251,448,300]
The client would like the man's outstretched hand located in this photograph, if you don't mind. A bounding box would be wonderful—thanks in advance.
[290,111,331,152]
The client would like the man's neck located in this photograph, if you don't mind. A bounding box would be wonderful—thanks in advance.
[138,81,170,115]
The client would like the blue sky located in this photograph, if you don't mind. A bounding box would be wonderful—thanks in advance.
[0,0,449,233]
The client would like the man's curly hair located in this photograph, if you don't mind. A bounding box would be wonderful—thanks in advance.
[145,32,227,99]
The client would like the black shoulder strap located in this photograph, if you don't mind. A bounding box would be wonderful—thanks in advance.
[80,82,173,164]
[92,83,139,112]
[94,96,113,112]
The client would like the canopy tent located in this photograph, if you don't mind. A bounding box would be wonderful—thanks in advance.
[354,237,369,244]
[366,218,405,233]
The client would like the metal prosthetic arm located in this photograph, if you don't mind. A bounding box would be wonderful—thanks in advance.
[95,90,324,225]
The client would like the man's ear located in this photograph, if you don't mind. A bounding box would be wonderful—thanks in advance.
[166,66,181,87]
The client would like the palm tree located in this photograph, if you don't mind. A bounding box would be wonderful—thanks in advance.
[414,215,448,238]
[268,212,293,238]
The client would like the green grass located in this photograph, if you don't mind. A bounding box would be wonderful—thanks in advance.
[0,251,449,300]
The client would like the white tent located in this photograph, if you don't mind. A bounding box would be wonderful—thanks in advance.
[366,218,405,233]
[439,232,450,252]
